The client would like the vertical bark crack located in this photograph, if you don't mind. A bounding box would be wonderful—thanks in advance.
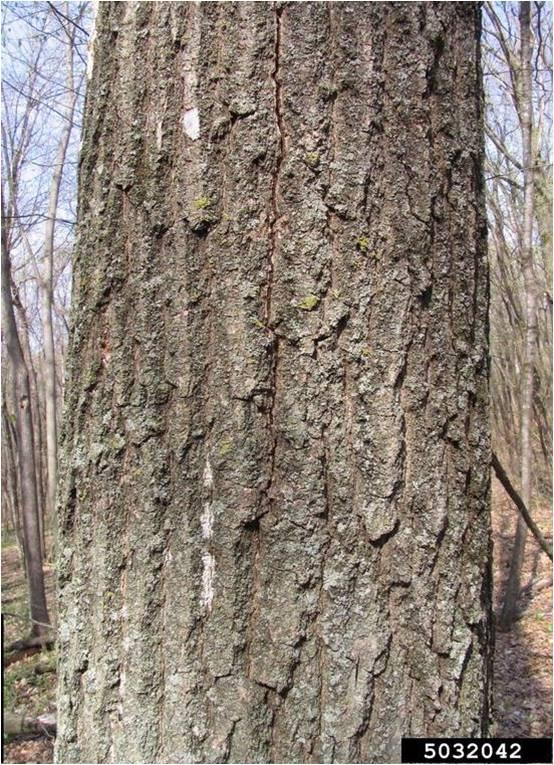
[247,3,286,701]
[264,5,285,505]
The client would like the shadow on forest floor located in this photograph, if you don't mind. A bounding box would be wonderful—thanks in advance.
[491,479,553,737]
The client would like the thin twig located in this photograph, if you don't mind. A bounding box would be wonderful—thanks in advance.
[492,451,553,561]
[2,611,55,630]
[47,1,89,37]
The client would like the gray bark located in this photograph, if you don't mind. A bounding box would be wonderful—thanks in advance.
[56,3,492,763]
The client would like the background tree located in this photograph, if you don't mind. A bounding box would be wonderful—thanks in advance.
[55,4,492,762]
[1,0,89,635]
[482,1,553,627]
[1,229,50,635]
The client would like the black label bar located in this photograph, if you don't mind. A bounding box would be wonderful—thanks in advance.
[401,738,553,764]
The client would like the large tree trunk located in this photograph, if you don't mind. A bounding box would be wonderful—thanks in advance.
[56,3,492,763]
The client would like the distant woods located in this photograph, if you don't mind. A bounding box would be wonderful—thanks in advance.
[482,2,552,627]
[1,1,90,634]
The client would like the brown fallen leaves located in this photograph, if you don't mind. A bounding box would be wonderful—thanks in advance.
[492,479,553,738]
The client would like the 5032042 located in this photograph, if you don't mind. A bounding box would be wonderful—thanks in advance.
[401,737,552,764]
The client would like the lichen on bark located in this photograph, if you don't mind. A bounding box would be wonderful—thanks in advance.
[56,3,492,763]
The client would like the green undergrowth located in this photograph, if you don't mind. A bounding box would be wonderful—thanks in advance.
[2,528,19,549]
[3,648,58,734]
[2,528,57,741]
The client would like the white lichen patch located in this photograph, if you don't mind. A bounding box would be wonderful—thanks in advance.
[200,456,215,608]
[201,501,214,540]
[183,108,200,140]
[200,551,215,611]
[203,457,213,489]
[86,0,99,81]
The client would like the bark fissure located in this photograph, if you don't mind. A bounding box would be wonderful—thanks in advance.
[57,5,492,762]
[263,5,285,506]
[266,4,285,325]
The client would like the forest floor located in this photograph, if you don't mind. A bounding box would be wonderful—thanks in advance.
[491,478,552,738]
[2,533,56,764]
[2,486,552,763]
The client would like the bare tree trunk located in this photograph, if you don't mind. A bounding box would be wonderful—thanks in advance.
[56,4,491,762]
[33,368,46,559]
[1,396,24,561]
[499,1,537,631]
[1,234,50,636]
[12,291,48,560]
[41,11,79,525]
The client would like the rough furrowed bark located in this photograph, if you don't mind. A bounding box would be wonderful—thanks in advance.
[56,3,492,763]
